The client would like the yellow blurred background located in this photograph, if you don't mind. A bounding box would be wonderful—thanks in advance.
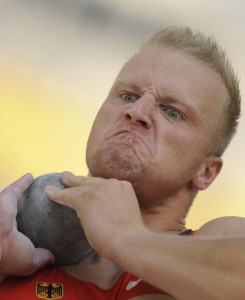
[1,0,245,229]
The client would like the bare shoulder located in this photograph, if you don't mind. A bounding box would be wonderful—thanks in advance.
[195,216,245,238]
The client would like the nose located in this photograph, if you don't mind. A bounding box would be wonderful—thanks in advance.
[124,97,154,129]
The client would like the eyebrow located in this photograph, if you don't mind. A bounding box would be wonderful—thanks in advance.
[113,79,200,121]
[112,80,141,92]
[160,93,186,106]
[114,80,185,105]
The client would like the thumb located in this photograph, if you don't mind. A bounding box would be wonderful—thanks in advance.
[33,248,55,270]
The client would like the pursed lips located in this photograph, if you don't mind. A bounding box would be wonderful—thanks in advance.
[108,129,152,154]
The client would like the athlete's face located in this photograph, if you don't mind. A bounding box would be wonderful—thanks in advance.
[86,47,225,207]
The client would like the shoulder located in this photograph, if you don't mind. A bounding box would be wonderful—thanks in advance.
[195,216,245,238]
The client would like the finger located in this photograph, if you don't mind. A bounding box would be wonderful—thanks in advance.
[9,173,33,190]
[45,185,90,211]
[60,172,103,188]
[33,248,55,270]
[13,248,55,277]
[60,172,83,187]
[1,173,33,202]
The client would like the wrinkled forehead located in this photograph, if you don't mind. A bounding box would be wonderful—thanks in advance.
[113,47,227,104]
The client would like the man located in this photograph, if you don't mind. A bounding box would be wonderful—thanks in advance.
[0,26,244,299]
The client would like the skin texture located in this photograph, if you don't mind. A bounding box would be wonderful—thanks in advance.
[0,46,244,299]
[0,174,54,281]
[86,48,224,211]
[46,173,245,300]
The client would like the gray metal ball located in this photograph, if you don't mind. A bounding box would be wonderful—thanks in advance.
[17,173,93,265]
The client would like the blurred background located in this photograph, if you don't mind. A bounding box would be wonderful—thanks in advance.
[0,0,245,229]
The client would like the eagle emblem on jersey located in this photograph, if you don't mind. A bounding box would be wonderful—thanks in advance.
[36,282,64,299]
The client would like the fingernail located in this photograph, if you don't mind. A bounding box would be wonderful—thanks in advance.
[62,171,73,177]
[45,186,57,197]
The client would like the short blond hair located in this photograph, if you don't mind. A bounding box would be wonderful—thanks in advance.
[140,26,241,156]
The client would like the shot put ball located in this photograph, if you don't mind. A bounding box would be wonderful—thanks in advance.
[17,173,94,265]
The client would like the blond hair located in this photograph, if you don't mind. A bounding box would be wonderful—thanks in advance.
[140,26,241,156]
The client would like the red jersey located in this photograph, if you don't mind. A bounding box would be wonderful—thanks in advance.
[0,266,171,299]
[0,230,193,299]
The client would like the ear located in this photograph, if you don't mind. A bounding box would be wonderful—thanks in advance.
[190,157,223,191]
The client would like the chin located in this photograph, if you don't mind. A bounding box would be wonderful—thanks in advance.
[87,155,144,183]
[89,164,139,181]
[87,147,144,179]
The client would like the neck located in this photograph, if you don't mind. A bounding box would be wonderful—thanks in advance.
[141,191,193,234]
[141,206,186,234]
[62,188,193,287]
[62,255,122,289]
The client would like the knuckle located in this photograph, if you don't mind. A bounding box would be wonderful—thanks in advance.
[121,180,132,188]
[106,178,132,189]
[107,178,119,185]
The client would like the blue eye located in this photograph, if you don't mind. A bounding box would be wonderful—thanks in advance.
[121,93,138,102]
[166,108,181,119]
[160,106,183,121]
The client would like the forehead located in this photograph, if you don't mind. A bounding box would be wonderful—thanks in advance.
[117,47,226,101]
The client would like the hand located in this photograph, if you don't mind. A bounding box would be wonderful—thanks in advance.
[0,174,55,281]
[45,172,146,260]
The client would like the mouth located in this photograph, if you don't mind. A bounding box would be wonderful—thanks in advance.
[108,130,151,153]
[123,135,135,147]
